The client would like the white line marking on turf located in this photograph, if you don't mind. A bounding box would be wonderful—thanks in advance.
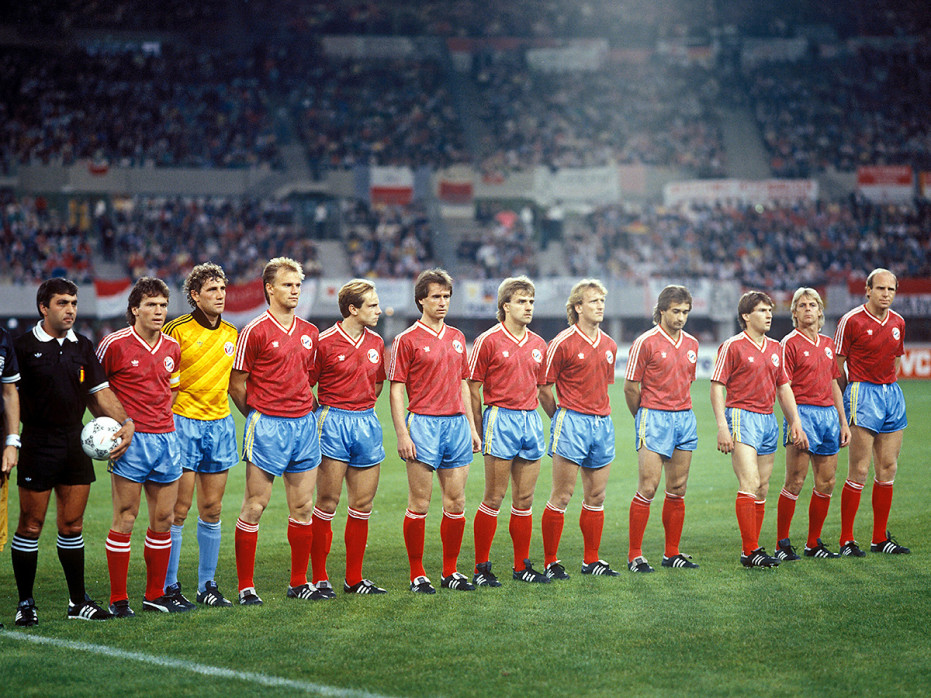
[1,631,392,697]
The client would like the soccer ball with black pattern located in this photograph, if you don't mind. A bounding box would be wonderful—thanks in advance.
[80,417,122,460]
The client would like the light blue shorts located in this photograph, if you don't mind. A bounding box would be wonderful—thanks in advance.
[316,405,385,469]
[548,407,615,469]
[109,431,182,484]
[174,413,238,474]
[243,410,320,477]
[634,408,698,460]
[726,408,778,456]
[406,413,473,470]
[845,381,907,434]
[784,404,840,456]
[482,406,545,461]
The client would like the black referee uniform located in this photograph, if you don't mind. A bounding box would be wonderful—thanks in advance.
[14,323,109,490]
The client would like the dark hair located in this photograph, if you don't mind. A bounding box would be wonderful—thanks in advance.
[737,290,773,330]
[36,278,78,316]
[652,285,692,325]
[414,268,453,313]
[496,276,535,323]
[184,262,227,308]
[126,277,170,325]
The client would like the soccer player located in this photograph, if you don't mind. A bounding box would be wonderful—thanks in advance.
[388,268,481,594]
[774,288,850,560]
[10,279,134,626]
[833,269,909,556]
[711,290,808,568]
[230,257,322,605]
[539,279,620,579]
[309,279,388,596]
[2,323,21,628]
[624,285,700,573]
[468,276,549,587]
[97,277,186,615]
[163,263,238,608]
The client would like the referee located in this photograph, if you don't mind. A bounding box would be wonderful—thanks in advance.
[11,278,134,625]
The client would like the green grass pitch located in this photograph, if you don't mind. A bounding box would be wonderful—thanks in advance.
[2,380,930,697]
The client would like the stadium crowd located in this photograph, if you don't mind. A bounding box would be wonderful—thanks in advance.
[342,200,437,278]
[0,47,282,171]
[476,57,726,178]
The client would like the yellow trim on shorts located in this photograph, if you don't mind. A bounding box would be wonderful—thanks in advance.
[483,405,498,456]
[551,408,567,452]
[637,407,649,450]
[244,411,261,462]
[849,382,859,427]
[732,408,741,442]
[317,405,330,438]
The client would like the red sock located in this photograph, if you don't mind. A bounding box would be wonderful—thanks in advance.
[403,509,427,581]
[735,492,758,554]
[755,499,766,542]
[235,518,259,592]
[580,503,604,564]
[344,508,370,587]
[807,489,832,548]
[839,479,863,546]
[287,517,313,588]
[871,479,894,544]
[441,510,465,577]
[776,488,798,541]
[473,503,499,568]
[662,492,685,558]
[105,530,132,605]
[143,529,172,601]
[234,518,259,592]
[509,506,533,570]
[628,492,652,561]
[541,502,565,566]
[310,508,334,585]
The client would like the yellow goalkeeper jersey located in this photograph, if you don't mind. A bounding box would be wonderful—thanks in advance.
[164,309,237,421]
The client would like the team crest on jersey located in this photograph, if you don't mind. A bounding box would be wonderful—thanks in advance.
[825,347,833,360]
[224,341,235,356]
[301,335,313,350]
[164,356,175,372]
[367,348,380,364]
[605,350,614,364]
[892,327,900,341]
[532,349,543,363]
[687,350,697,364]
[770,353,780,367]
[452,339,464,354]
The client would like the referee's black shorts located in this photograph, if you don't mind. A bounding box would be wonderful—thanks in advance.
[18,425,96,491]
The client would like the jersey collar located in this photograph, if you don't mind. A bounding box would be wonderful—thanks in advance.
[265,310,297,335]
[791,328,821,347]
[130,325,163,353]
[861,304,890,326]
[192,307,222,330]
[740,330,768,351]
[656,324,682,349]
[572,324,601,348]
[33,321,78,344]
[498,322,529,347]
[415,319,446,340]
[335,321,365,349]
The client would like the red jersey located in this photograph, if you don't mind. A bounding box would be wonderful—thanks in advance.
[833,305,905,385]
[96,326,180,433]
[312,322,385,411]
[626,325,698,411]
[712,332,788,414]
[780,330,841,407]
[387,320,468,416]
[468,323,547,411]
[234,311,317,418]
[543,325,617,417]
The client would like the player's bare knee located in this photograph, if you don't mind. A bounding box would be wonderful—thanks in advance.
[316,492,341,512]
[16,518,44,539]
[483,493,505,510]
[198,500,222,522]
[638,482,659,500]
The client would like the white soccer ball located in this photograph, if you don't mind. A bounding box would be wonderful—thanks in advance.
[80,416,122,460]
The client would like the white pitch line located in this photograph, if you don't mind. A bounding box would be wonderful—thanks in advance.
[1,631,392,698]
